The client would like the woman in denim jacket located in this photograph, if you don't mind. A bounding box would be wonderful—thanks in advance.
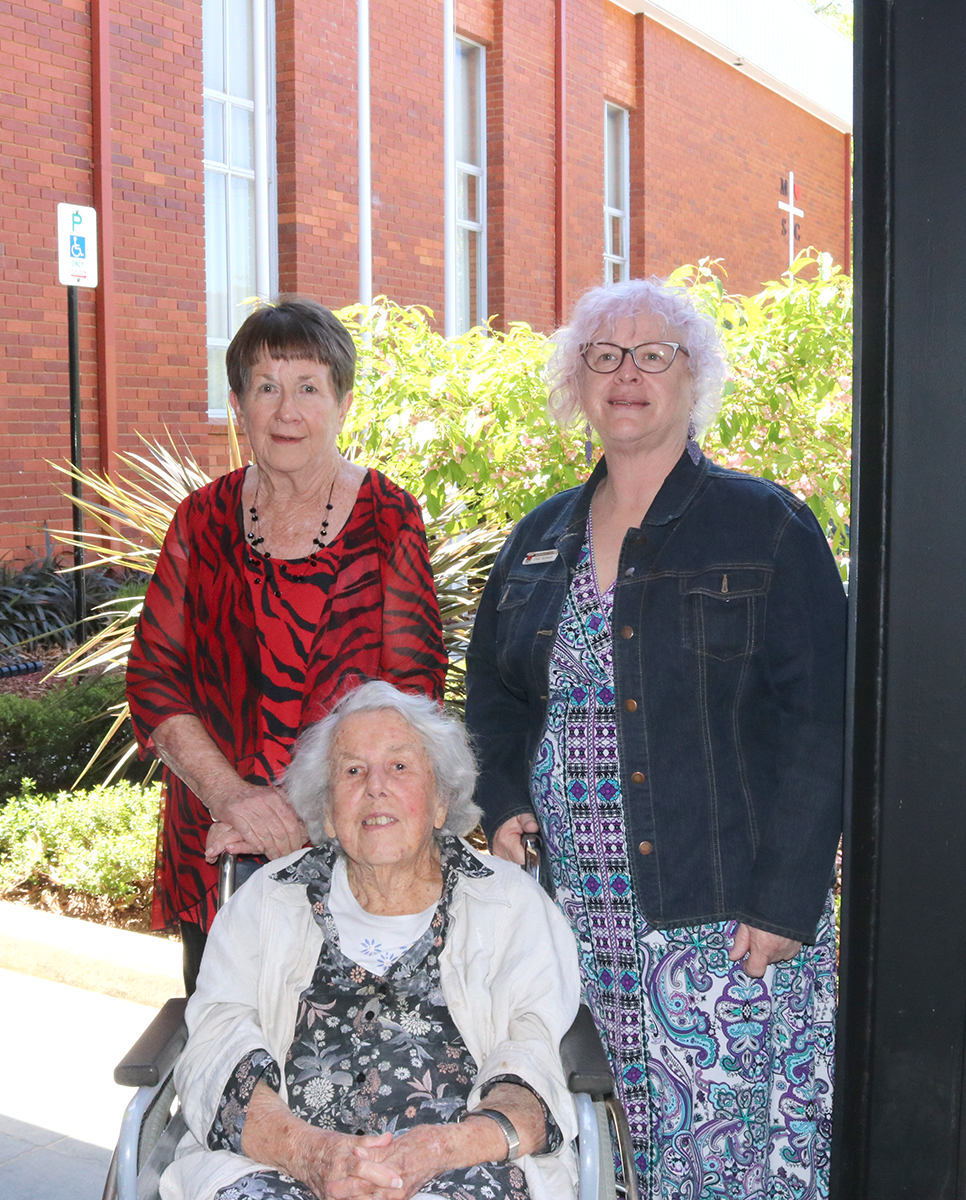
[465,279,846,1200]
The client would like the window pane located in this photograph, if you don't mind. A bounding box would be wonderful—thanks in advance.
[605,106,624,211]
[456,41,480,166]
[202,0,224,92]
[229,175,256,322]
[226,0,253,99]
[467,227,479,328]
[457,170,478,223]
[610,214,623,260]
[456,226,480,332]
[205,170,229,339]
[208,345,229,412]
[205,98,225,164]
[230,105,254,170]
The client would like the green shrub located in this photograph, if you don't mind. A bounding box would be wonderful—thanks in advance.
[0,779,160,901]
[0,675,132,801]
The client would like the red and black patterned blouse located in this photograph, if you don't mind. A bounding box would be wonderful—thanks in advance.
[127,467,447,932]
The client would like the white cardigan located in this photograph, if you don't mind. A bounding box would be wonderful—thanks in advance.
[162,843,580,1200]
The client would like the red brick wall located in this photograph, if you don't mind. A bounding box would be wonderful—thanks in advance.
[0,0,211,563]
[0,0,850,563]
[277,0,455,315]
[634,17,849,296]
[368,0,445,309]
[603,2,635,110]
[485,0,557,331]
[110,0,209,467]
[1,0,98,561]
[276,0,358,306]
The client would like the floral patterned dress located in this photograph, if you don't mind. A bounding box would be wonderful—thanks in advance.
[530,537,837,1200]
[208,839,544,1200]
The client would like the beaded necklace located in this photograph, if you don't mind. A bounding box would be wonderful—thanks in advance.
[246,471,337,561]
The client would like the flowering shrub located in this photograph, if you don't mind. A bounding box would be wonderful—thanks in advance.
[342,258,851,551]
[338,302,586,528]
[674,252,852,562]
[0,780,159,905]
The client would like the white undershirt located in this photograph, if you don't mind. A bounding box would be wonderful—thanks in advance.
[328,856,438,974]
[329,860,456,1195]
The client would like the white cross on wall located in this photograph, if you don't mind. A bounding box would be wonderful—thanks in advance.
[778,171,804,267]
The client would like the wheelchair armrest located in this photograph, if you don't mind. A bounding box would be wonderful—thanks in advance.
[114,998,189,1088]
[560,1003,615,1097]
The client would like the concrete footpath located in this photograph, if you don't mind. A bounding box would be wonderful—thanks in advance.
[0,902,185,1200]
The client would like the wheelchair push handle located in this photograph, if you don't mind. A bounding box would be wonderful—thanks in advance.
[217,851,236,910]
[522,832,542,883]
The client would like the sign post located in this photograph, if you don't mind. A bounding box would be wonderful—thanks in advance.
[57,203,98,635]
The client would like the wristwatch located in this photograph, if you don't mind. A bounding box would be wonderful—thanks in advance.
[462,1107,521,1162]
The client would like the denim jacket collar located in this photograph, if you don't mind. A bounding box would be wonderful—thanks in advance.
[548,447,712,545]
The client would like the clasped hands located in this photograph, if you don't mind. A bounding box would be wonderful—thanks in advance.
[286,1124,463,1200]
[204,780,307,863]
[242,1083,510,1200]
[492,814,802,979]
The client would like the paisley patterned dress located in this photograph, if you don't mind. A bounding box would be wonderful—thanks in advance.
[207,839,547,1200]
[530,538,836,1200]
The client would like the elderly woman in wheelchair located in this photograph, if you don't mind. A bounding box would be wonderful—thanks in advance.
[163,680,580,1200]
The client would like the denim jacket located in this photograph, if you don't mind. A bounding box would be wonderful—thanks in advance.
[465,451,846,943]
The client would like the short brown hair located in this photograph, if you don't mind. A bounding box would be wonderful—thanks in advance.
[226,296,356,402]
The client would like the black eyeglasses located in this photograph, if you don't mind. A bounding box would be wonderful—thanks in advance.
[581,341,690,375]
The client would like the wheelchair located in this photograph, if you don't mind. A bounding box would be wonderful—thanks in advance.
[103,842,640,1200]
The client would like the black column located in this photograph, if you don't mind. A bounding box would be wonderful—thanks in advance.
[67,285,86,632]
[834,3,966,1196]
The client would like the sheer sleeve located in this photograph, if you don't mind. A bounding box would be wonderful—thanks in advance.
[126,496,197,754]
[377,481,447,701]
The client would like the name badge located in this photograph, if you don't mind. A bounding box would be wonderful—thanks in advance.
[522,549,559,566]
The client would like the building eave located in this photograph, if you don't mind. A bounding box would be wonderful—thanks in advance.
[611,0,853,135]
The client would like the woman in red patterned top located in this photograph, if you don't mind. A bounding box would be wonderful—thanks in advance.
[127,298,447,990]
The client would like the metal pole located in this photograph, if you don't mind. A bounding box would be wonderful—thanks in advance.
[443,0,456,337]
[252,0,271,300]
[67,285,86,635]
[554,0,567,326]
[358,0,372,305]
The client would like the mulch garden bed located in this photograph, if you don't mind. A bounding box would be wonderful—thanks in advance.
[0,646,71,700]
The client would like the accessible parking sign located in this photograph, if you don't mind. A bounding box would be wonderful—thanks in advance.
[57,203,98,287]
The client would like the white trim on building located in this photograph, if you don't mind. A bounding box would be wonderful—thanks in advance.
[203,0,278,417]
[611,0,852,134]
[603,103,630,284]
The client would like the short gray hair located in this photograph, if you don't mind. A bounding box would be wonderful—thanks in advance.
[284,681,481,845]
[547,277,727,436]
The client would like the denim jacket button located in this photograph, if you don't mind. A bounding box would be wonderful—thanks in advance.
[620,625,634,639]
[630,771,645,784]
[638,841,653,855]
[624,567,635,576]
[624,698,638,713]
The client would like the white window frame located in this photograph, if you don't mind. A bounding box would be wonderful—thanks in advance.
[603,103,630,284]
[204,0,277,417]
[454,37,487,333]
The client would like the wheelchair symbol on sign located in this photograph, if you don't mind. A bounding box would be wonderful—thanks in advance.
[70,235,86,260]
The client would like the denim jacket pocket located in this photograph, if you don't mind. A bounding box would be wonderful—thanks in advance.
[498,579,535,611]
[494,576,561,690]
[681,567,771,660]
